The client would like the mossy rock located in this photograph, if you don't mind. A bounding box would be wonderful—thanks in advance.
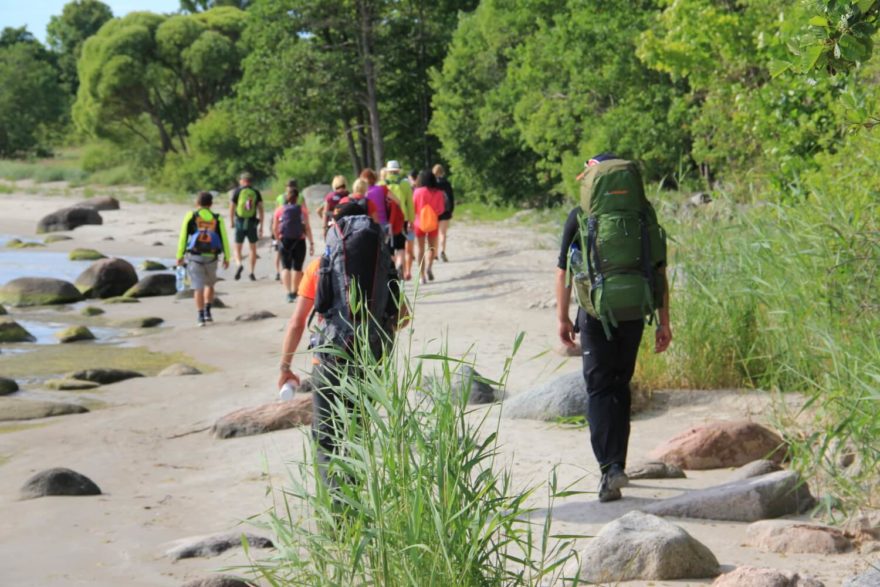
[0,345,208,379]
[140,260,167,271]
[43,234,73,244]
[0,397,88,421]
[117,316,164,328]
[0,277,83,307]
[0,318,36,343]
[81,306,105,317]
[67,368,142,384]
[55,326,96,343]
[69,248,107,261]
[104,296,140,304]
[124,274,176,298]
[44,378,100,391]
[0,377,19,395]
[6,238,45,249]
[0,304,6,315]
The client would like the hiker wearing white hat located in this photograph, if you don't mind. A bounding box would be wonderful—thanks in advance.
[382,160,415,279]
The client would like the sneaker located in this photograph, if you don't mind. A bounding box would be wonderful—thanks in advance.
[606,463,629,490]
[598,475,621,502]
[204,311,213,323]
[249,273,256,282]
[197,316,206,327]
[440,251,448,262]
[427,269,435,281]
[275,272,281,281]
[286,293,296,303]
[234,266,243,281]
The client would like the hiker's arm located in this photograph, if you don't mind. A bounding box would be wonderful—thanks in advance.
[176,213,190,264]
[556,268,576,347]
[258,201,265,238]
[655,267,672,353]
[278,295,314,388]
[228,200,235,228]
[303,209,314,255]
[315,203,325,219]
[218,217,231,268]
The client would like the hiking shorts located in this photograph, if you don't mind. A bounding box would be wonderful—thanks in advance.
[234,217,259,244]
[414,226,438,239]
[439,210,452,221]
[187,256,218,290]
[392,232,406,251]
[280,238,306,272]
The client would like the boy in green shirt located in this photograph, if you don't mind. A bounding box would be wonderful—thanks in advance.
[177,191,231,326]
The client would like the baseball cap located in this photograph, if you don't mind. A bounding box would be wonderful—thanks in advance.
[239,171,252,180]
[386,160,401,171]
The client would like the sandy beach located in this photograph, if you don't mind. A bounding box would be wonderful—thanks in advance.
[0,187,874,586]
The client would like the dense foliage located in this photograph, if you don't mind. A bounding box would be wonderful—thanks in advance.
[46,0,113,92]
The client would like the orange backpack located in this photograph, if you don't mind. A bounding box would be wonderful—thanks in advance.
[418,204,438,233]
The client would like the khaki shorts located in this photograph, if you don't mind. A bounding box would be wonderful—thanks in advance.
[187,256,218,290]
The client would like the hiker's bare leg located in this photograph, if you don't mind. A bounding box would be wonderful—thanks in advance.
[416,235,427,279]
[233,243,243,267]
[439,220,450,255]
[293,270,304,293]
[194,289,205,311]
[427,233,439,274]
[204,285,214,305]
[404,240,414,280]
[281,269,292,293]
[248,242,258,274]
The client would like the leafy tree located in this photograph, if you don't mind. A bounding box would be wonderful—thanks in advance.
[0,43,67,156]
[73,8,248,158]
[180,0,252,12]
[46,0,113,92]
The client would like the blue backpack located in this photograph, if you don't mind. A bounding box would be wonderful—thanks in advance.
[279,204,304,239]
[187,211,223,255]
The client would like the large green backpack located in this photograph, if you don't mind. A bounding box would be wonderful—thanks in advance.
[567,159,667,339]
[235,187,259,219]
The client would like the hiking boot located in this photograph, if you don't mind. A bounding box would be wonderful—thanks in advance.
[286,292,296,303]
[598,474,622,502]
[234,266,243,281]
[249,273,256,282]
[441,251,448,262]
[606,463,629,490]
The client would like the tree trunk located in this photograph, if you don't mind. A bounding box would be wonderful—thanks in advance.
[356,108,372,170]
[343,119,362,176]
[356,0,384,169]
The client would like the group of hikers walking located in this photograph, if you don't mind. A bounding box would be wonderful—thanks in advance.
[176,152,672,504]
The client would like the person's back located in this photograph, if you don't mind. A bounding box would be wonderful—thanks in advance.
[366,183,390,225]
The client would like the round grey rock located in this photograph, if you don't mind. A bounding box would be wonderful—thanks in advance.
[0,277,83,307]
[165,532,273,560]
[627,461,687,480]
[124,273,176,298]
[37,206,102,233]
[75,257,137,298]
[77,196,120,211]
[730,459,784,481]
[0,318,36,342]
[449,365,503,404]
[503,371,586,421]
[0,398,89,421]
[20,468,101,499]
[0,376,19,395]
[66,368,143,385]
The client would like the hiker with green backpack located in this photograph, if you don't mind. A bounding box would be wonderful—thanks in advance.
[556,153,672,503]
[228,171,265,281]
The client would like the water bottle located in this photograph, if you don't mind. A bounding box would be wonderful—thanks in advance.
[279,381,296,401]
[175,265,187,292]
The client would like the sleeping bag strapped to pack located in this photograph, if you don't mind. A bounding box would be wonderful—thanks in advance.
[313,214,395,360]
[278,203,304,240]
[186,211,223,255]
[567,159,667,339]
[235,187,259,219]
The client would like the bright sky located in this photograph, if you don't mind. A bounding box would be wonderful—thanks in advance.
[1,0,181,42]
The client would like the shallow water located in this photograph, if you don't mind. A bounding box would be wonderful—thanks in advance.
[0,233,174,284]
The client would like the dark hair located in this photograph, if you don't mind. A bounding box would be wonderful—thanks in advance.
[417,169,437,189]
[286,178,298,188]
[197,191,213,207]
[359,168,378,185]
[334,200,366,220]
[285,187,299,203]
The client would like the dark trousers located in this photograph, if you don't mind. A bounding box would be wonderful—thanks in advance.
[578,310,644,473]
[311,359,364,489]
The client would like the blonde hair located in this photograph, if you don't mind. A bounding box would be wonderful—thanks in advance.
[331,175,347,190]
[432,164,445,177]
[352,178,369,196]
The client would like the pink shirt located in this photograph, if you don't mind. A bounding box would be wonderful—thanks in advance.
[412,187,446,231]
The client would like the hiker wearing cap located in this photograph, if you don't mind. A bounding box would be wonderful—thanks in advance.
[412,168,446,284]
[228,172,265,281]
[382,160,414,279]
[177,191,231,327]
[273,180,314,303]
[433,164,455,263]
[316,175,349,235]
[556,153,672,503]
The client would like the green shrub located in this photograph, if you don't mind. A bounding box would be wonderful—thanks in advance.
[271,133,349,192]
[247,331,581,585]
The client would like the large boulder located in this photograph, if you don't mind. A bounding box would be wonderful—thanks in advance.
[75,258,138,299]
[55,325,96,343]
[0,376,19,395]
[0,277,83,307]
[730,459,784,481]
[77,196,120,211]
[574,510,719,582]
[124,273,176,298]
[746,520,854,554]
[648,420,787,469]
[844,564,880,587]
[19,468,101,499]
[36,206,102,233]
[165,531,274,560]
[212,394,313,439]
[0,318,36,342]
[712,566,824,587]
[0,398,88,421]
[67,368,143,385]
[644,470,816,522]
[503,372,586,420]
